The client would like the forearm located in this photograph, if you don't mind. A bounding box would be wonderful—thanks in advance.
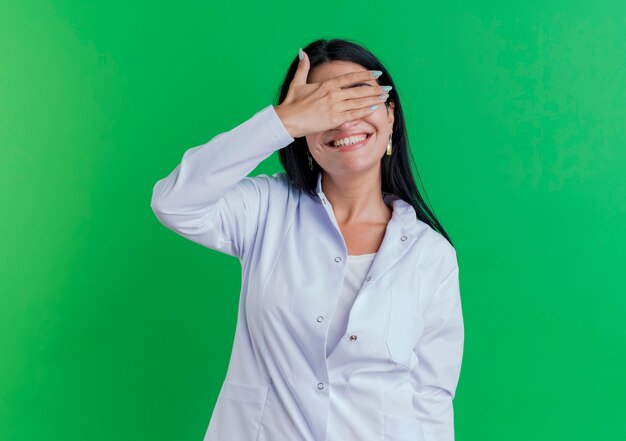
[151,104,294,218]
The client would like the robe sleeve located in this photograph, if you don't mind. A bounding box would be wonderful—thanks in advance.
[410,253,464,441]
[150,105,294,260]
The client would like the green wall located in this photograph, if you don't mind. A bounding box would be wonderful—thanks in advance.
[1,1,624,440]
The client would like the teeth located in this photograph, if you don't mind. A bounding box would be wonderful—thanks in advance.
[331,134,368,147]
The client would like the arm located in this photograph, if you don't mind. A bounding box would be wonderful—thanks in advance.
[410,255,464,441]
[150,104,294,259]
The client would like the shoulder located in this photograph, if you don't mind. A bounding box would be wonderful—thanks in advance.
[234,171,294,201]
[414,217,458,276]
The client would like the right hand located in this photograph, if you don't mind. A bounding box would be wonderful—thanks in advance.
[274,50,390,139]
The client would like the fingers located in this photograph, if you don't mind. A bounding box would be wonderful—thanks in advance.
[329,70,392,105]
[337,92,389,113]
[334,82,391,113]
[291,48,310,86]
[341,103,381,122]
[340,83,392,102]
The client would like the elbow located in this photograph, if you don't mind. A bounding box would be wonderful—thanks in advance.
[150,198,169,228]
[150,192,164,217]
[150,178,173,217]
[150,181,173,226]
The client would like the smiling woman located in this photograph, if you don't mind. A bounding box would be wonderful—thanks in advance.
[151,37,463,441]
[275,40,452,249]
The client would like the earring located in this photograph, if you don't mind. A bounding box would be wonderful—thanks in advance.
[386,133,393,156]
[307,150,313,170]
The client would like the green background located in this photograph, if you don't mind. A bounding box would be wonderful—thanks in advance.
[1,0,624,440]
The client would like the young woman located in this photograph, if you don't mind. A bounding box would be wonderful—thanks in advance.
[151,39,464,441]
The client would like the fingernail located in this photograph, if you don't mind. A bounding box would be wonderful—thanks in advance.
[380,85,393,92]
[371,70,382,78]
[370,105,378,111]
[379,93,389,101]
[299,48,304,60]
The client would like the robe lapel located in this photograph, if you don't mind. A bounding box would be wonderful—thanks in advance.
[314,171,422,286]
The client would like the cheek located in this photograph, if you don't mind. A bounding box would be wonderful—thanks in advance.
[306,135,324,146]
[369,112,389,127]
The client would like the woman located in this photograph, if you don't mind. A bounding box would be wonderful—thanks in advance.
[151,39,464,441]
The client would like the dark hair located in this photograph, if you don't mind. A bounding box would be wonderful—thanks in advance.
[274,38,454,247]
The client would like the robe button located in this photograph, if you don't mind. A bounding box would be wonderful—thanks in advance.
[335,256,342,262]
[401,235,407,241]
[365,275,371,281]
[350,335,358,341]
[317,382,325,390]
[317,316,324,323]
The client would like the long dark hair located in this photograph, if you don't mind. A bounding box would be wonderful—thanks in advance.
[274,38,454,247]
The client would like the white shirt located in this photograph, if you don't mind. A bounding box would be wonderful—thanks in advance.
[326,252,377,358]
[151,104,464,441]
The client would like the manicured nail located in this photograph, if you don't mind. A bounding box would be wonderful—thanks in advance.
[298,48,304,60]
[380,85,393,92]
[379,93,389,101]
[370,105,378,111]
[371,70,382,78]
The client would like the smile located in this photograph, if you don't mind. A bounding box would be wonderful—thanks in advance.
[326,133,372,152]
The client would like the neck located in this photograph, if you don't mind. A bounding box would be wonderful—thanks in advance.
[321,168,392,225]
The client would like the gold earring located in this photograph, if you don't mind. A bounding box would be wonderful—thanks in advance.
[386,134,393,156]
[307,150,313,170]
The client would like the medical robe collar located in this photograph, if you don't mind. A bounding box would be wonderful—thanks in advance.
[314,171,426,284]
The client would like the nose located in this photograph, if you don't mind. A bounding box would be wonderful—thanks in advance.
[335,118,363,130]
